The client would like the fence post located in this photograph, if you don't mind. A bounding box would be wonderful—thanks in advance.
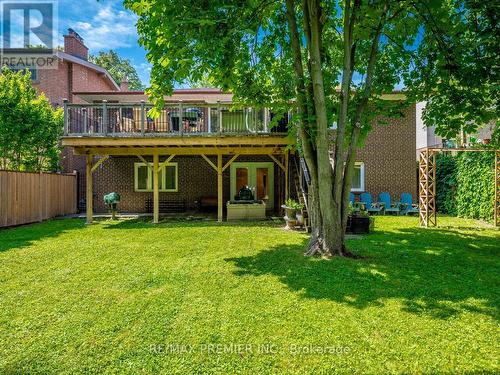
[102,100,108,135]
[140,100,145,135]
[63,99,69,135]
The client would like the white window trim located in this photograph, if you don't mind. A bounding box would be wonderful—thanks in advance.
[351,162,365,192]
[134,162,178,192]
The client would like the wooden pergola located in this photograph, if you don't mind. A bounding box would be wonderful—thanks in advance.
[63,136,293,224]
[418,147,500,227]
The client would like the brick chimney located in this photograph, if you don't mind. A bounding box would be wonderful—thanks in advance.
[64,28,88,60]
[120,77,129,91]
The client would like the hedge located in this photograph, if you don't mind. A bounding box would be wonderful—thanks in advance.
[436,151,496,222]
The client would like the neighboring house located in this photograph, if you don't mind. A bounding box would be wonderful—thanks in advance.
[416,102,495,155]
[61,89,418,221]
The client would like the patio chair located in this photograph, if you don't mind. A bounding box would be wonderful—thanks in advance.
[378,192,401,215]
[400,193,419,215]
[359,192,383,215]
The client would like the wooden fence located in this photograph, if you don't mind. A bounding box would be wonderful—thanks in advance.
[0,170,77,228]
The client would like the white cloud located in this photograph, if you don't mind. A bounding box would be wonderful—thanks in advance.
[60,1,139,51]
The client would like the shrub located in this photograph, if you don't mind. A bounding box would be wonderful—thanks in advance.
[455,152,495,222]
[436,153,457,215]
[436,151,495,222]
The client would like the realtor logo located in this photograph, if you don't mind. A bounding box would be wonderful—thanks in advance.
[0,0,58,71]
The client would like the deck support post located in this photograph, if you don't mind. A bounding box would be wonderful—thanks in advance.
[284,150,289,201]
[86,154,93,224]
[153,153,159,224]
[217,154,223,222]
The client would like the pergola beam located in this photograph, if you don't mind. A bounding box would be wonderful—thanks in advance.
[222,154,239,172]
[90,155,109,173]
[217,154,223,222]
[153,154,159,224]
[418,149,436,227]
[419,147,500,228]
[159,154,176,169]
[201,154,218,172]
[74,146,287,156]
[86,155,93,224]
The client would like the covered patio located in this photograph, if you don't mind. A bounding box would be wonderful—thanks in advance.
[63,136,293,223]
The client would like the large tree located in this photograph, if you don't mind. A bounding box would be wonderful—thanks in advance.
[124,0,496,256]
[0,68,63,172]
[90,50,145,90]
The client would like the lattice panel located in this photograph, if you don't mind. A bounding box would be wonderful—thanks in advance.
[418,150,437,227]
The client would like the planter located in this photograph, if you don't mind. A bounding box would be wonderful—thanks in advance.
[348,216,370,234]
[281,205,297,220]
[227,201,266,220]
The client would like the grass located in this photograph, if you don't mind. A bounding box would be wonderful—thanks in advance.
[0,216,498,374]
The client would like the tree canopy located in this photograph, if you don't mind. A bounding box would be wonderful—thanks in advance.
[89,50,144,90]
[0,67,63,172]
[125,0,498,255]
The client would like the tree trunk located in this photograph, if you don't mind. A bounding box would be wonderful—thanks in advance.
[305,0,344,256]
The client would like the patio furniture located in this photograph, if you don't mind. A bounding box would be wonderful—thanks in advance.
[378,192,401,215]
[400,193,419,215]
[359,192,383,215]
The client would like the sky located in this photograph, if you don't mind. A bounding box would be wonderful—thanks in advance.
[56,0,151,86]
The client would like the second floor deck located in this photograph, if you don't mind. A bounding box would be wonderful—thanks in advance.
[64,102,289,138]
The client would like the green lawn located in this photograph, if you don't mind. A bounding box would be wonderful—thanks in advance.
[0,216,498,374]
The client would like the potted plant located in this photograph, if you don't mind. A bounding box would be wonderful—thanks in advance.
[281,199,303,229]
[281,198,303,220]
[350,209,371,234]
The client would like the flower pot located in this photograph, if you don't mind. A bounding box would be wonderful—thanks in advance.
[281,205,297,220]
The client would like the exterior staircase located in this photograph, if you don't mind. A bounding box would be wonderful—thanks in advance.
[293,157,311,233]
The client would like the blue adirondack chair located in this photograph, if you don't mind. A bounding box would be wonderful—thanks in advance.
[359,192,383,215]
[378,192,401,215]
[400,193,419,215]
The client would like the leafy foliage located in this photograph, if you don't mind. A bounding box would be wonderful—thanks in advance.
[455,152,495,222]
[0,67,63,171]
[405,1,499,140]
[89,50,144,90]
[436,151,495,222]
[436,154,457,215]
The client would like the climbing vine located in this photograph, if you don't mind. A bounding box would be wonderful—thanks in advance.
[436,151,495,222]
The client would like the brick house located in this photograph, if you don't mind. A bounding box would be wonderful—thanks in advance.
[32,29,121,106]
[61,89,418,222]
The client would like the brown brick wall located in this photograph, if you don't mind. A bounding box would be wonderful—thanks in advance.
[352,104,417,202]
[87,155,285,214]
[33,59,116,106]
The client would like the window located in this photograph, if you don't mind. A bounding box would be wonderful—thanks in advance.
[351,162,365,192]
[134,162,178,192]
